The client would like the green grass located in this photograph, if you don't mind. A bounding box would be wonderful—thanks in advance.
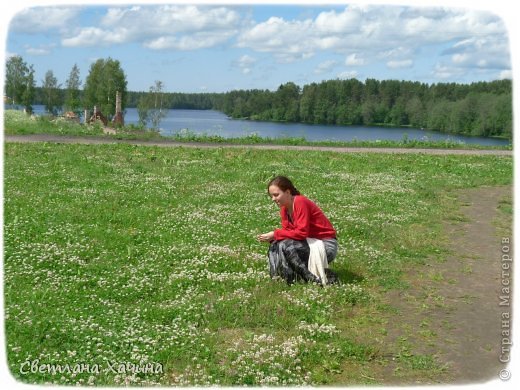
[3,141,512,385]
[4,110,105,136]
[4,109,512,150]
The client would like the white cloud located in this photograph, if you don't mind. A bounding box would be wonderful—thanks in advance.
[237,16,315,63]
[452,53,469,64]
[24,44,54,56]
[238,55,256,66]
[101,5,241,35]
[144,31,236,51]
[314,60,338,74]
[387,59,413,69]
[432,63,462,79]
[235,54,257,74]
[62,27,129,47]
[25,48,49,56]
[345,53,364,66]
[498,70,512,79]
[337,70,359,79]
[9,7,80,33]
[444,37,510,70]
[314,7,362,34]
[401,9,506,41]
[62,5,243,49]
[237,4,510,78]
[8,3,512,83]
[379,47,413,59]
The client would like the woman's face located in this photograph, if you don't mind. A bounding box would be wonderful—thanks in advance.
[268,185,293,209]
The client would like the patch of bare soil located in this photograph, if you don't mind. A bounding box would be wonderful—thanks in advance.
[381,185,513,384]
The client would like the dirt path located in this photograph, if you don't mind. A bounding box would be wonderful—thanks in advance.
[382,185,513,384]
[3,134,512,156]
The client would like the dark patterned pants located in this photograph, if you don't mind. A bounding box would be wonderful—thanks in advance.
[268,238,338,285]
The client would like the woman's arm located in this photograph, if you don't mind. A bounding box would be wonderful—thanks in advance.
[273,198,311,241]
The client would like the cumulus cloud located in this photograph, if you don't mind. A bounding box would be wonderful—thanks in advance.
[443,37,510,69]
[62,27,130,47]
[144,31,236,51]
[61,5,243,49]
[237,16,315,63]
[379,46,414,60]
[237,4,510,79]
[314,60,338,74]
[9,7,80,33]
[24,44,54,56]
[345,53,364,66]
[337,70,359,80]
[314,7,363,34]
[233,54,257,75]
[499,70,512,80]
[11,4,511,82]
[432,63,463,79]
[101,5,241,35]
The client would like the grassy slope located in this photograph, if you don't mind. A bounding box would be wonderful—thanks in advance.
[3,141,512,385]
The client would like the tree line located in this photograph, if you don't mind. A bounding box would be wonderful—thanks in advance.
[212,79,512,139]
[5,55,512,138]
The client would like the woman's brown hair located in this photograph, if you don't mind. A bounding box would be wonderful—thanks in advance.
[267,176,301,195]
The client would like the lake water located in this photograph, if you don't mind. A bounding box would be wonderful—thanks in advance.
[124,108,510,146]
[29,106,510,146]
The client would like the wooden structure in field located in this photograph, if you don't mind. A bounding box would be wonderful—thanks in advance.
[112,91,124,126]
[86,91,124,127]
[88,105,108,126]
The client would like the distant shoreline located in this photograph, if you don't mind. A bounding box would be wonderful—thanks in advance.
[7,105,511,143]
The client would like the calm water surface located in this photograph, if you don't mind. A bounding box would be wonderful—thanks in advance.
[124,108,509,146]
[30,106,510,146]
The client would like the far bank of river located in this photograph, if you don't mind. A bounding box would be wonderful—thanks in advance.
[30,106,511,147]
[125,108,510,147]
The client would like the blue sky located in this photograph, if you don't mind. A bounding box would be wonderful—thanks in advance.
[2,0,515,93]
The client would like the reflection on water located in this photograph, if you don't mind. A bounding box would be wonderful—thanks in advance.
[27,105,511,146]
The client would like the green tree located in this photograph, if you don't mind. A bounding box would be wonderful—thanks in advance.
[426,99,453,132]
[42,70,62,115]
[299,83,316,123]
[361,100,376,124]
[494,93,513,139]
[21,64,36,114]
[274,82,300,121]
[148,80,168,130]
[136,80,168,130]
[84,57,127,118]
[65,64,82,114]
[5,55,31,107]
[405,96,425,127]
[137,96,150,128]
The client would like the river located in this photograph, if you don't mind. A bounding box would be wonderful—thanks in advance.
[30,106,510,146]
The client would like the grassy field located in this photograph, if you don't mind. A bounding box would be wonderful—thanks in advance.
[3,141,512,385]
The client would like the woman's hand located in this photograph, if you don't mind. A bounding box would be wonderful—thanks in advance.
[257,231,275,242]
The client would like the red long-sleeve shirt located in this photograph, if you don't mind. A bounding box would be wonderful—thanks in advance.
[273,195,336,241]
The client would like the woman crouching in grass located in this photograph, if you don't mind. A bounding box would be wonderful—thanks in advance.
[257,175,339,286]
